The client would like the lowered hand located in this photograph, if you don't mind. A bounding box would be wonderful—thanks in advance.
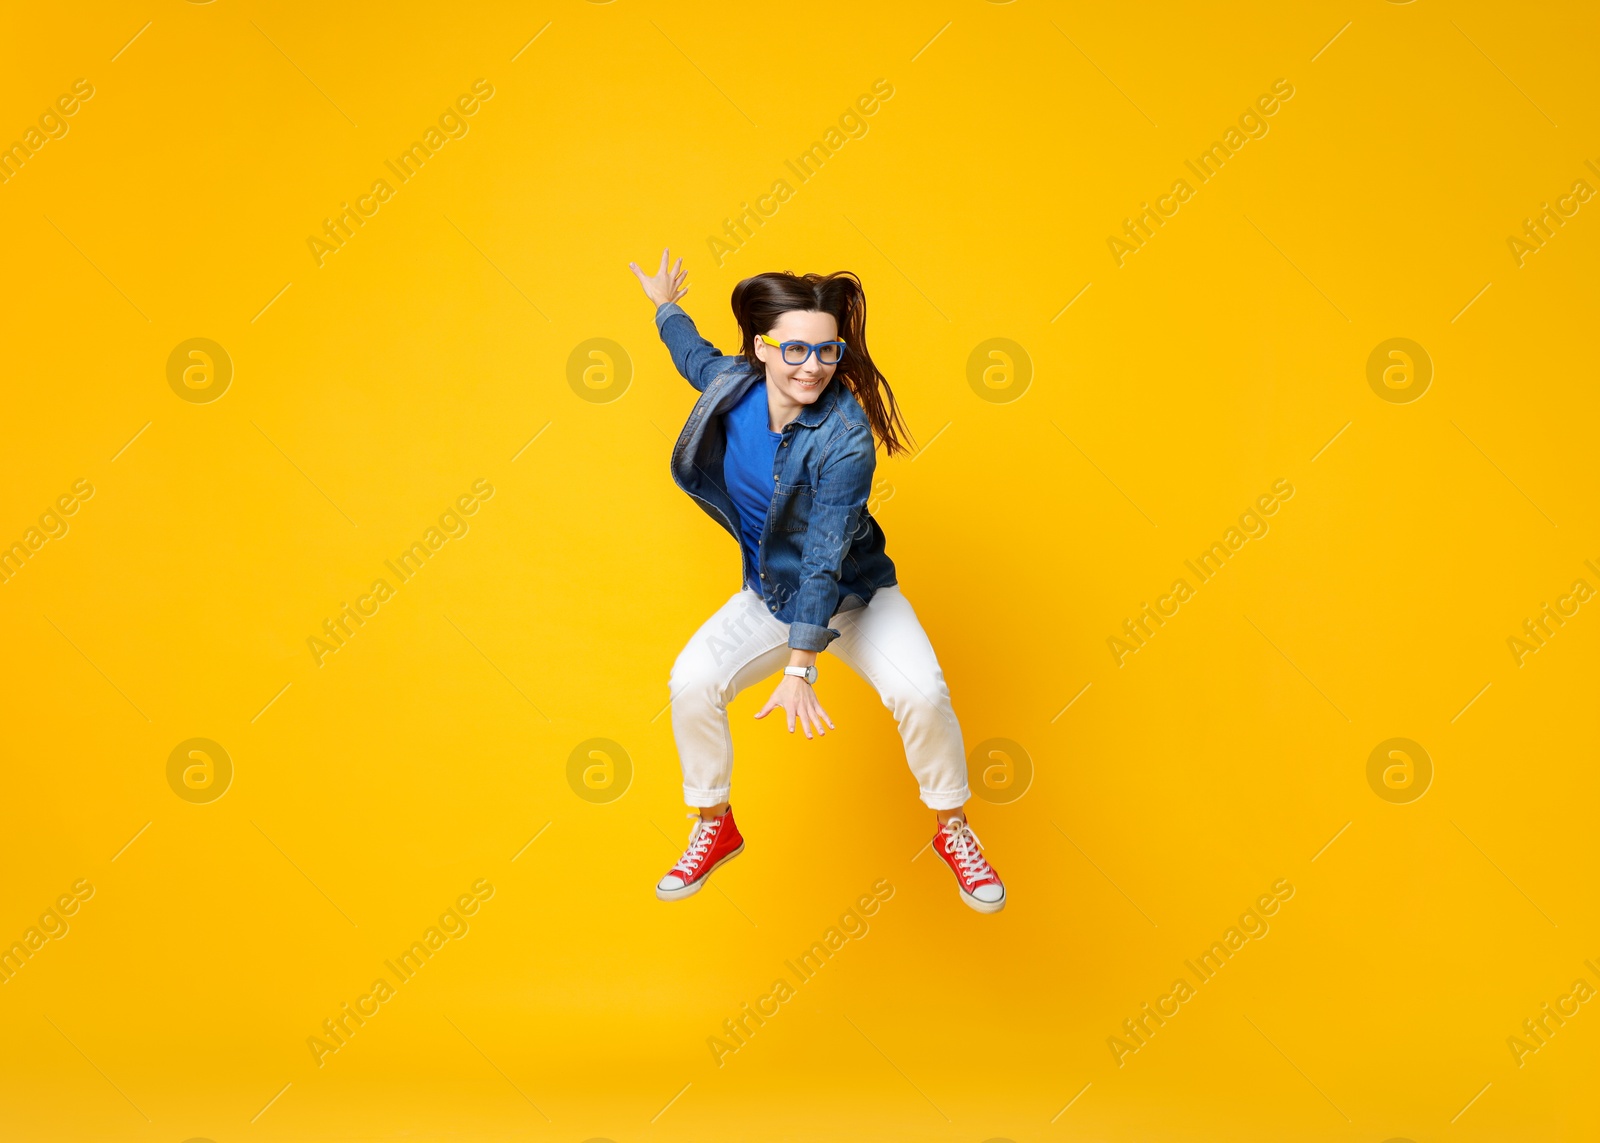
[755,674,835,739]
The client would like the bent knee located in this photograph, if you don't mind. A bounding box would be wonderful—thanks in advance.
[669,655,726,710]
[879,673,954,721]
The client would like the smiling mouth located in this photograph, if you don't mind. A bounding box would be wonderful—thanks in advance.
[793,376,824,389]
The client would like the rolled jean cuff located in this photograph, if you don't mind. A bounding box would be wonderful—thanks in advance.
[920,784,971,811]
[683,784,731,807]
[787,620,840,652]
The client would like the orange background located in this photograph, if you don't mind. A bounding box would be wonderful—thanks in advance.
[2,1,1597,1140]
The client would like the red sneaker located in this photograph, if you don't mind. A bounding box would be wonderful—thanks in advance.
[656,808,745,901]
[932,816,1006,913]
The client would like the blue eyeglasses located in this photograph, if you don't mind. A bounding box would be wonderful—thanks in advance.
[758,333,847,366]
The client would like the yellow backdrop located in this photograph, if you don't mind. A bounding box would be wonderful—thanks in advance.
[4,2,1597,1140]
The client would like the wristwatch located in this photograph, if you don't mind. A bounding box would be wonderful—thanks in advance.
[784,664,818,685]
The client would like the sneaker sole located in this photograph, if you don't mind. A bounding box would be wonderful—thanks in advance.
[959,885,1006,914]
[655,841,745,901]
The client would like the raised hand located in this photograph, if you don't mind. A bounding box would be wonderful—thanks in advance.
[628,247,690,309]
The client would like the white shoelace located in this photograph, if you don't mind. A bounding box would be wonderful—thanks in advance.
[942,818,994,881]
[672,812,720,876]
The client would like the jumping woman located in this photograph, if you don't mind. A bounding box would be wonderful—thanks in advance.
[626,248,1007,914]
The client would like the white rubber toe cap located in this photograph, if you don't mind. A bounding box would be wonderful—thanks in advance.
[972,882,1005,903]
[657,874,687,892]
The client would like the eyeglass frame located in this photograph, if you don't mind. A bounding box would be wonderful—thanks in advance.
[757,332,848,366]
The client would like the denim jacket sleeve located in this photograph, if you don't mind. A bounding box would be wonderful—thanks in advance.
[787,420,877,652]
[655,301,737,393]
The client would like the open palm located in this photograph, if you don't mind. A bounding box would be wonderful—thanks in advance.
[628,247,690,308]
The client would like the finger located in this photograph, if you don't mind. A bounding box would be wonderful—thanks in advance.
[658,248,669,273]
[814,700,835,729]
[786,707,796,733]
[754,698,772,719]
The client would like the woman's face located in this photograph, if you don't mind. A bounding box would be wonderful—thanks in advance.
[752,309,839,407]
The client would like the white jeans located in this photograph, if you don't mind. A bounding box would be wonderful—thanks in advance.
[668,584,971,810]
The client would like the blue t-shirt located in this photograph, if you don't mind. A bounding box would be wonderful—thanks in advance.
[722,380,784,590]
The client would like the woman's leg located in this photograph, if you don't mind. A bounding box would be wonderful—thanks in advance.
[668,587,793,811]
[828,586,1006,912]
[825,584,971,811]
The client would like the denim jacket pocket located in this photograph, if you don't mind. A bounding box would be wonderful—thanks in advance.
[772,482,813,533]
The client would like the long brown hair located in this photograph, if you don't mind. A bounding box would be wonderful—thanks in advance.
[730,270,916,458]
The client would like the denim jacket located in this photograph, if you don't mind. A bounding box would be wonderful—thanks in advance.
[654,301,896,651]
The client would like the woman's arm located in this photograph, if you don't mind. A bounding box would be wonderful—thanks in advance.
[786,423,876,653]
[654,303,734,394]
[629,248,731,393]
